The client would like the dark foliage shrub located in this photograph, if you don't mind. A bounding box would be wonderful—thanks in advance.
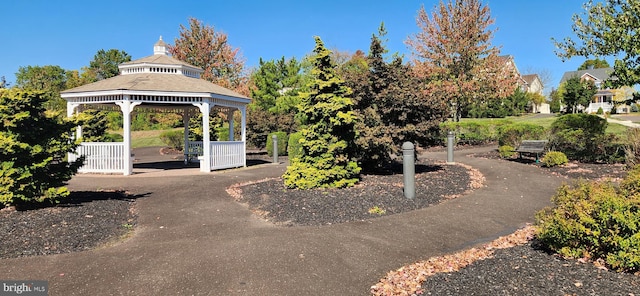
[266,131,288,157]
[541,151,568,167]
[497,123,547,147]
[536,171,640,273]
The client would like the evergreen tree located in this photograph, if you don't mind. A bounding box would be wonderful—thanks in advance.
[247,57,303,148]
[89,49,131,80]
[283,37,361,189]
[0,89,83,207]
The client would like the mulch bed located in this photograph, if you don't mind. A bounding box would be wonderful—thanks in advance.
[228,159,483,226]
[0,191,137,259]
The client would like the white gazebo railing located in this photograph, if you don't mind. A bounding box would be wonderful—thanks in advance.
[210,141,245,170]
[70,142,130,174]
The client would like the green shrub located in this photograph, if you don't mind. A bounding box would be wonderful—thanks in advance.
[620,165,640,197]
[535,174,640,273]
[287,132,303,160]
[548,114,613,162]
[103,133,123,142]
[596,107,604,115]
[0,89,82,207]
[625,128,640,168]
[498,145,515,158]
[497,123,547,147]
[216,126,229,142]
[541,151,568,167]
[266,131,288,157]
[159,130,183,150]
[440,120,511,145]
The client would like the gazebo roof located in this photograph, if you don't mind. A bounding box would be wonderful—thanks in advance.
[61,72,248,99]
[61,37,250,102]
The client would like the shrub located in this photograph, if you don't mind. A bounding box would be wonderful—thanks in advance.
[216,126,229,142]
[541,151,568,167]
[159,130,183,150]
[287,132,303,160]
[548,114,612,162]
[620,165,640,197]
[440,120,511,146]
[497,123,547,147]
[535,175,640,273]
[266,131,288,157]
[498,145,515,158]
[625,128,640,169]
[0,89,83,207]
[596,107,604,115]
[103,133,123,142]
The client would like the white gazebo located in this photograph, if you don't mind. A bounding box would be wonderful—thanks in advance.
[61,37,251,175]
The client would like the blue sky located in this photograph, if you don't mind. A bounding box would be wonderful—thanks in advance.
[2,0,589,92]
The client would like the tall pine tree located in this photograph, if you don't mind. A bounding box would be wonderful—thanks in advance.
[283,37,360,189]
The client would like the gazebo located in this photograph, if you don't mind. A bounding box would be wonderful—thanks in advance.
[61,37,251,175]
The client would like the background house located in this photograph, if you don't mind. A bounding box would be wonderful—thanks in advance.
[559,67,620,113]
[499,55,549,114]
[522,74,550,113]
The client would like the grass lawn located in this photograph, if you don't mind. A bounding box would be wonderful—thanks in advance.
[461,113,631,138]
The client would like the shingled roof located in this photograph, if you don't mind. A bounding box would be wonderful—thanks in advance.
[61,37,249,100]
[559,67,615,84]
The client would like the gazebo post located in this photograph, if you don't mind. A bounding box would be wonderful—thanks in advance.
[66,102,81,140]
[183,111,190,163]
[196,102,212,172]
[240,106,247,167]
[116,99,141,175]
[227,109,234,141]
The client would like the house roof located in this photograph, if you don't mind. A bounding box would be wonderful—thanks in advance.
[521,74,540,85]
[559,67,615,84]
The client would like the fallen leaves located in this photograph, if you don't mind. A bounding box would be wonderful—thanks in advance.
[371,225,535,295]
